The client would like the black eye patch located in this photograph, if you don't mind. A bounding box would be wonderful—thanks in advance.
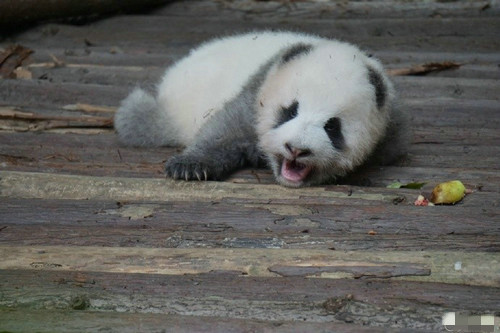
[274,100,299,128]
[324,117,344,149]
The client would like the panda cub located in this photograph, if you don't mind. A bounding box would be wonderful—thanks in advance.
[115,31,409,187]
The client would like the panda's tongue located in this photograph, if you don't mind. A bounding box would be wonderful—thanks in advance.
[281,159,312,183]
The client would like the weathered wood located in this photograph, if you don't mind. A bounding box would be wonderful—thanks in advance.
[0,269,498,330]
[1,198,498,251]
[15,16,500,40]
[2,224,498,252]
[1,170,497,205]
[0,309,417,333]
[394,76,500,100]
[8,15,500,53]
[153,0,500,19]
[0,270,498,332]
[0,79,127,109]
[0,170,403,204]
[0,108,113,131]
[0,246,498,287]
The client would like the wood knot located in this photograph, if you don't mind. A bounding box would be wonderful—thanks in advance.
[70,295,90,310]
[322,294,354,313]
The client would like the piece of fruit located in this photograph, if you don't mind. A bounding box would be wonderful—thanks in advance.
[430,180,466,205]
[414,194,433,206]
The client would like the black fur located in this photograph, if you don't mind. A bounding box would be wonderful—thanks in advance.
[367,67,387,109]
[281,44,313,64]
[324,117,344,150]
[274,100,299,128]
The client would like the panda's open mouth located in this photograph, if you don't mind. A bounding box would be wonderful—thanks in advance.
[280,158,313,183]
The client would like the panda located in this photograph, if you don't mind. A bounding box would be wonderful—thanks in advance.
[114,31,409,187]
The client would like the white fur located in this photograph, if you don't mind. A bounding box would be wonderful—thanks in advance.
[157,31,324,144]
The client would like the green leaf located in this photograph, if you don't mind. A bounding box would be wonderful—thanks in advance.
[387,182,403,189]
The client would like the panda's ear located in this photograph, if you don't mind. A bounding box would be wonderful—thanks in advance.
[281,44,313,65]
[367,66,387,109]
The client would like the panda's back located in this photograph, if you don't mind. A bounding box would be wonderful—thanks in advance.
[157,31,323,144]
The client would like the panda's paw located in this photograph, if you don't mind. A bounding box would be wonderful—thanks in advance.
[165,154,224,181]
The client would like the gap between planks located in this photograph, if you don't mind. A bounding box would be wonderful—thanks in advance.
[0,245,498,287]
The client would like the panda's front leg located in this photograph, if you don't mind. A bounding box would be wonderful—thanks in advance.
[165,141,262,181]
[164,108,264,181]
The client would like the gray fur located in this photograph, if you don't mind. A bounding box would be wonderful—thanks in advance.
[163,51,280,180]
[114,88,180,147]
[369,101,411,166]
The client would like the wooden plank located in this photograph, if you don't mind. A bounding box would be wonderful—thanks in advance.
[1,224,498,252]
[0,197,498,251]
[0,168,498,204]
[153,0,500,20]
[6,269,494,331]
[14,32,498,53]
[394,76,500,100]
[17,16,500,40]
[412,126,499,146]
[0,309,416,333]
[8,16,500,53]
[0,170,405,202]
[1,170,498,207]
[0,246,499,286]
[0,79,127,109]
[405,100,500,130]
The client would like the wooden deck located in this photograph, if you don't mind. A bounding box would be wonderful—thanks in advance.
[1,1,499,331]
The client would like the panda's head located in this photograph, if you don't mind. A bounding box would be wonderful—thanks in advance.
[256,41,394,187]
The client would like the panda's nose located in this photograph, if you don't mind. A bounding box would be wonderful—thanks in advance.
[285,143,312,158]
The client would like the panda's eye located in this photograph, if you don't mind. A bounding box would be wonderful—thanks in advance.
[324,117,344,149]
[275,100,299,128]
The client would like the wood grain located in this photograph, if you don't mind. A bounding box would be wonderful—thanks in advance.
[1,246,498,287]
